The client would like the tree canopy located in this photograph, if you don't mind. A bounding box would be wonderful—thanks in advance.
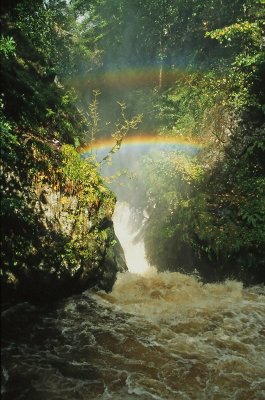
[1,0,264,303]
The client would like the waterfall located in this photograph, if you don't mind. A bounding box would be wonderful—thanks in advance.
[2,205,264,399]
[3,160,265,400]
[112,201,150,275]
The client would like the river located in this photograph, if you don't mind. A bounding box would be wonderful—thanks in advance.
[1,202,265,400]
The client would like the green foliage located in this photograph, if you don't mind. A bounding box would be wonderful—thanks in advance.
[12,0,97,78]
[60,144,114,212]
[1,0,265,302]
[137,133,265,282]
[86,90,101,145]
[121,151,202,272]
[142,0,264,283]
[206,10,265,111]
[0,101,19,162]
[1,129,117,302]
[71,0,249,69]
[155,71,229,138]
[0,35,16,58]
[206,21,262,47]
[57,145,117,280]
[0,0,122,303]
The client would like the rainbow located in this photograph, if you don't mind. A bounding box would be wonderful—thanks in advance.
[79,134,204,157]
[70,66,203,91]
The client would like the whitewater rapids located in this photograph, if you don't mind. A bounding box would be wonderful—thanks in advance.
[1,203,265,399]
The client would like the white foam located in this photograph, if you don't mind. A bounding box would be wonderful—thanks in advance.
[112,202,151,275]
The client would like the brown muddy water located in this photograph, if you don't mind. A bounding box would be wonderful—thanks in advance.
[2,269,265,400]
[1,202,265,399]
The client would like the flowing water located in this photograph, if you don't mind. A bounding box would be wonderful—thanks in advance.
[112,202,150,275]
[1,203,265,400]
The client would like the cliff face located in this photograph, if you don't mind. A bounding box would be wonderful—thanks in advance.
[0,2,129,306]
[38,183,127,287]
[35,184,127,294]
[1,144,127,306]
